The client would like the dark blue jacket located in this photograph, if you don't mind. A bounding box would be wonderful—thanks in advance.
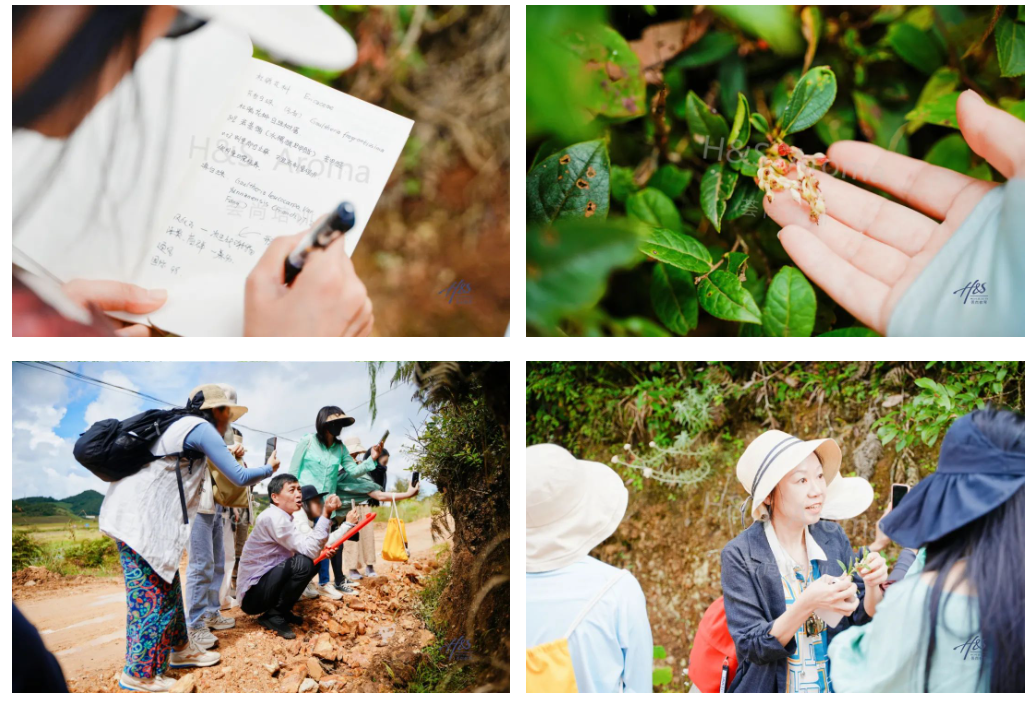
[720,520,872,693]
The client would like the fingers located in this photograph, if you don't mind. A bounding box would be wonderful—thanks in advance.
[957,89,1025,179]
[65,279,167,314]
[777,225,890,333]
[247,233,304,292]
[764,186,912,286]
[114,323,153,337]
[826,140,981,221]
[343,296,374,337]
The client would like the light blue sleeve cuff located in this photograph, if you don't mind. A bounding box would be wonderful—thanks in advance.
[888,178,1023,336]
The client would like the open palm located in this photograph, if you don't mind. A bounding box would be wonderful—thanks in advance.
[764,90,1024,334]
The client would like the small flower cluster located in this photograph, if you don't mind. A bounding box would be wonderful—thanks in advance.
[755,142,829,224]
[609,437,710,485]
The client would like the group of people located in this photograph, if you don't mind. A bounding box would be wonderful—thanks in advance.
[526,407,1024,693]
[94,385,418,692]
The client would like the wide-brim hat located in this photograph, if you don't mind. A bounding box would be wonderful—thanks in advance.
[527,444,629,573]
[343,436,365,455]
[326,412,356,430]
[737,430,873,523]
[300,484,324,504]
[188,384,247,422]
[181,5,357,71]
[881,411,1024,549]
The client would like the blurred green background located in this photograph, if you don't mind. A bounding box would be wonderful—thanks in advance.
[263,6,510,336]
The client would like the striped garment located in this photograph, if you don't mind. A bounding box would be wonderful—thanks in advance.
[781,560,832,693]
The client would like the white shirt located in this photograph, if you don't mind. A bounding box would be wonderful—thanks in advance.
[763,520,828,581]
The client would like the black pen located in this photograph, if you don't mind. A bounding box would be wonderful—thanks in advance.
[283,201,356,285]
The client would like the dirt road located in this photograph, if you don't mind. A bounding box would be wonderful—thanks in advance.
[15,517,447,692]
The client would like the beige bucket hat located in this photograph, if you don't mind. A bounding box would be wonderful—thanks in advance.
[343,436,365,456]
[736,430,873,524]
[527,444,629,573]
[188,383,247,422]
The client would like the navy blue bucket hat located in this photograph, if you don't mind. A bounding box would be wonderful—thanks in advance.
[880,410,1024,549]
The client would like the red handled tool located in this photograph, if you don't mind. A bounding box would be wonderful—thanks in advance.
[314,512,377,563]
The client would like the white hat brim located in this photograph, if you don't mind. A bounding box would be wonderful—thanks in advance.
[820,475,875,520]
[526,459,628,573]
[182,5,357,71]
[750,438,842,521]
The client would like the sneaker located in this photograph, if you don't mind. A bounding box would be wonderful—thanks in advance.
[338,576,360,587]
[257,612,296,639]
[302,583,320,599]
[283,610,305,626]
[334,580,358,594]
[188,626,217,650]
[203,611,235,631]
[169,641,221,668]
[315,583,343,600]
[118,672,176,692]
[347,569,363,582]
[365,565,378,578]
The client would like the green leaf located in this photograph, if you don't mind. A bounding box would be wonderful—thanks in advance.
[725,180,764,220]
[614,316,672,337]
[995,15,1025,77]
[837,559,849,575]
[718,55,748,119]
[999,97,1025,121]
[527,220,640,331]
[777,66,837,137]
[639,228,712,272]
[906,68,959,134]
[628,188,682,231]
[669,32,738,69]
[801,5,823,72]
[762,266,817,337]
[653,645,667,661]
[749,112,770,134]
[611,166,638,204]
[711,5,805,56]
[904,91,961,130]
[730,148,764,177]
[815,104,856,145]
[686,90,730,144]
[527,141,611,227]
[770,71,797,120]
[698,270,763,324]
[855,92,911,153]
[652,666,673,685]
[648,164,693,200]
[924,134,973,175]
[727,252,749,274]
[700,163,738,232]
[728,93,752,150]
[651,264,699,335]
[818,327,881,337]
[566,26,647,119]
[887,23,945,74]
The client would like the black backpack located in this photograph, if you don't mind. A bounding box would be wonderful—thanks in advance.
[74,408,205,524]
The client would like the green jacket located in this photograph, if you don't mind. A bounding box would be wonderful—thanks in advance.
[334,461,383,517]
[289,433,376,497]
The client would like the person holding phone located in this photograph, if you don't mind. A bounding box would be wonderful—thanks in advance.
[720,430,884,692]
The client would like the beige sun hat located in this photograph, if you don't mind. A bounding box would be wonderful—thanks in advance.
[188,384,248,422]
[527,444,629,573]
[343,436,365,456]
[736,429,873,524]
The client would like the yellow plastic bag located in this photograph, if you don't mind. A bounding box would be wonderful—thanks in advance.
[526,637,578,692]
[381,495,409,562]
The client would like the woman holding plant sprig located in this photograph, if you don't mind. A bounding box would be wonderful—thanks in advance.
[720,430,887,692]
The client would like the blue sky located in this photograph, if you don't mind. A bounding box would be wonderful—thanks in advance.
[12,362,433,500]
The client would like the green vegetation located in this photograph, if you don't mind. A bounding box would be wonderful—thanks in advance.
[373,493,441,524]
[12,522,119,576]
[527,6,1025,336]
[13,489,104,518]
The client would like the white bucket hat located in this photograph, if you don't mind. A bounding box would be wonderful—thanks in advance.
[736,430,873,524]
[527,444,629,573]
[342,436,365,456]
[181,5,357,70]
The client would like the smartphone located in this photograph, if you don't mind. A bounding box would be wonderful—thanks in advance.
[891,483,910,509]
[411,471,420,487]
[266,436,277,459]
[379,429,390,446]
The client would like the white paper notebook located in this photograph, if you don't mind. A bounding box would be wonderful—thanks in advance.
[13,22,413,336]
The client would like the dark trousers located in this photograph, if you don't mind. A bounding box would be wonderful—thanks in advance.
[328,518,345,583]
[240,553,314,617]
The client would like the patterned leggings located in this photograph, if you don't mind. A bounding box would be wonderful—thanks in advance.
[118,541,188,678]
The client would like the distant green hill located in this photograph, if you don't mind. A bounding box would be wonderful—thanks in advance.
[13,489,104,518]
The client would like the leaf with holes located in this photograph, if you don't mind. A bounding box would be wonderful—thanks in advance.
[526,140,610,227]
[700,163,738,232]
[628,188,682,231]
[762,266,816,336]
[639,228,712,272]
[567,25,647,119]
[698,270,762,324]
[777,66,837,137]
[651,263,698,335]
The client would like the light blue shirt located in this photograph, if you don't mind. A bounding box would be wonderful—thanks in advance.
[183,422,271,486]
[527,555,653,693]
[889,179,1023,336]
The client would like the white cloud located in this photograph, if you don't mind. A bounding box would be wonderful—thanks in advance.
[83,369,144,425]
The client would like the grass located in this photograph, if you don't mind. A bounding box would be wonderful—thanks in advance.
[13,516,119,576]
[373,494,441,524]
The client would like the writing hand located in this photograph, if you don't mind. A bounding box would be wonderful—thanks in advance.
[764,90,1023,334]
[243,222,374,337]
[63,279,167,336]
